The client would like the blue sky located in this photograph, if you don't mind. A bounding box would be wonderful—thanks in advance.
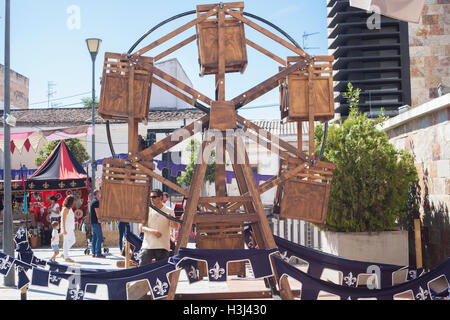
[1,0,329,120]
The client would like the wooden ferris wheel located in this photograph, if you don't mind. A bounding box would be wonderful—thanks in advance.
[97,1,336,299]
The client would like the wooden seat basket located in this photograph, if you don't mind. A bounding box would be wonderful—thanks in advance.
[99,158,151,224]
[279,160,335,225]
[196,222,246,277]
[280,56,334,123]
[99,52,153,121]
[196,3,248,76]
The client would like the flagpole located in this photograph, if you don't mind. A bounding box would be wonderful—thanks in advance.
[2,0,15,287]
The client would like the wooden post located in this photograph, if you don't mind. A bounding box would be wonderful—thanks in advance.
[125,241,130,269]
[297,121,303,153]
[414,219,423,269]
[166,139,211,300]
[307,64,315,157]
[20,285,28,300]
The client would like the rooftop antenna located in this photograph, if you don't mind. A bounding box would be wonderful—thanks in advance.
[47,81,56,108]
[302,31,320,51]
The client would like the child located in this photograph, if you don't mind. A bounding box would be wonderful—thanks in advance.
[50,221,60,262]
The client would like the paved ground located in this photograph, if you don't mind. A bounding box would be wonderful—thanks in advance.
[0,245,283,300]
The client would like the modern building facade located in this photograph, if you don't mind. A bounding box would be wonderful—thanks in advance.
[327,0,412,119]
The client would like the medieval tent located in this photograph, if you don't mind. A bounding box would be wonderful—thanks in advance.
[27,140,90,231]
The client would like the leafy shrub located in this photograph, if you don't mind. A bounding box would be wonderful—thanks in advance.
[314,84,417,232]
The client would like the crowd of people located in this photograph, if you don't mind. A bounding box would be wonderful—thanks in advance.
[47,189,180,266]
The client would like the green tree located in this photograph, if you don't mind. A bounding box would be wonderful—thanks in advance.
[314,83,417,232]
[34,138,90,167]
[81,97,99,108]
[177,139,216,187]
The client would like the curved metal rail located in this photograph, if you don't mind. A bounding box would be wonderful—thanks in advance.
[105,7,328,160]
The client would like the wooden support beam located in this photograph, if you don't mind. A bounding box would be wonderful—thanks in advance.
[194,213,259,224]
[177,140,213,250]
[125,241,130,269]
[166,140,211,300]
[279,274,295,300]
[226,162,309,213]
[154,34,197,62]
[217,8,226,101]
[196,2,244,12]
[213,8,227,206]
[258,162,308,194]
[198,196,253,204]
[237,115,308,161]
[151,65,213,106]
[152,77,195,107]
[308,65,315,157]
[133,7,218,57]
[175,290,272,300]
[246,38,286,65]
[232,60,308,108]
[131,161,188,196]
[414,219,423,269]
[227,9,309,58]
[243,127,291,160]
[215,136,227,208]
[297,121,303,152]
[136,115,209,161]
[234,135,276,249]
[20,286,28,300]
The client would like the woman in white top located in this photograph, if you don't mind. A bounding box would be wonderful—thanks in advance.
[48,196,60,223]
[61,195,76,262]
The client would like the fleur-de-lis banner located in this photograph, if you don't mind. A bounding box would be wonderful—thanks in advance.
[172,247,278,282]
[124,228,143,264]
[2,227,449,300]
[0,252,15,276]
[244,228,424,289]
[272,255,450,300]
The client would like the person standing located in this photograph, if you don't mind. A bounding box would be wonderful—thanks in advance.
[162,192,174,210]
[50,221,60,262]
[61,195,76,263]
[90,189,105,258]
[118,221,130,254]
[48,196,61,224]
[138,189,178,266]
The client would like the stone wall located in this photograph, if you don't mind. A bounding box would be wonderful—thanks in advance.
[380,94,450,211]
[0,64,29,109]
[408,1,450,107]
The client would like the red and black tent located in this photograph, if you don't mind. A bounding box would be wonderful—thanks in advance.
[27,140,88,191]
[26,140,90,226]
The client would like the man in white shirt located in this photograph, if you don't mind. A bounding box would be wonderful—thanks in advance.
[138,189,179,266]
[162,192,174,210]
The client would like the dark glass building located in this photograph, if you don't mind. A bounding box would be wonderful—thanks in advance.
[327,0,412,119]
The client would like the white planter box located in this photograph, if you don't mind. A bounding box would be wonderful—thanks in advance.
[320,230,409,266]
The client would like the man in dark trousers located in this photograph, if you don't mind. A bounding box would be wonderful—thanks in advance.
[90,189,105,258]
[138,189,178,266]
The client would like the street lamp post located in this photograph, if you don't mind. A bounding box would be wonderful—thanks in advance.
[2,0,15,287]
[85,38,102,200]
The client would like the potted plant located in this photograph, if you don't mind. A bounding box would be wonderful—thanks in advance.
[313,83,418,265]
